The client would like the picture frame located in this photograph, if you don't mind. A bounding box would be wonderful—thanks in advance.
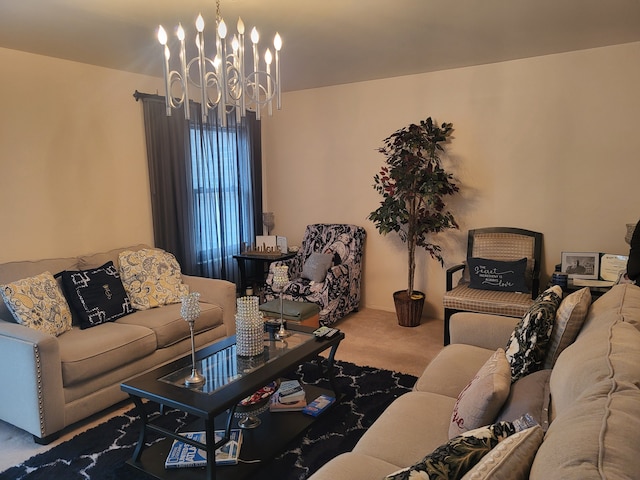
[599,254,628,282]
[561,252,600,279]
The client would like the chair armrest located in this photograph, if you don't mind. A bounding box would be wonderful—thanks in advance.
[450,312,519,350]
[446,263,466,291]
[182,275,237,336]
[0,320,65,440]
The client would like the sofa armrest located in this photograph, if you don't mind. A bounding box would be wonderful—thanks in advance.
[0,319,65,441]
[182,276,237,336]
[446,263,465,291]
[449,312,519,350]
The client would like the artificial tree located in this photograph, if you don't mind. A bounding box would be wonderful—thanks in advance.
[368,117,459,325]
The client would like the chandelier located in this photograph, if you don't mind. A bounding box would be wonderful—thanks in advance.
[157,0,282,126]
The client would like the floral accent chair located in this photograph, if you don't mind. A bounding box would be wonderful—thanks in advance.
[264,224,366,326]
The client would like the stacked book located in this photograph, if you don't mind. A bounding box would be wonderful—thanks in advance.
[270,379,307,412]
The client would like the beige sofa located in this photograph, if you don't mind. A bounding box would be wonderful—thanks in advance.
[0,245,236,444]
[310,284,640,479]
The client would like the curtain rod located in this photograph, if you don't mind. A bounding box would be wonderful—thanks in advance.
[133,90,163,102]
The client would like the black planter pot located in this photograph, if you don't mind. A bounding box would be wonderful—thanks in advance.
[393,290,425,327]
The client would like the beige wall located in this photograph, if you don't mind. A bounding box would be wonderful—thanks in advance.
[262,42,640,318]
[0,47,163,263]
[1,43,639,321]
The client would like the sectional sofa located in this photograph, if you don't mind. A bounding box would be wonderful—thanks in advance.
[0,245,236,444]
[309,284,640,479]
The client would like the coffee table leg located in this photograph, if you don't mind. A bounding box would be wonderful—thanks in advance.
[318,342,341,396]
[205,420,216,480]
[129,395,147,462]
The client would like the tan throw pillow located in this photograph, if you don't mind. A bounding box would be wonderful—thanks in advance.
[118,248,189,310]
[496,369,551,431]
[450,348,512,438]
[461,425,544,480]
[543,287,591,369]
[1,271,73,336]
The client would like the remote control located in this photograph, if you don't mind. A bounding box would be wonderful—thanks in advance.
[325,328,339,338]
[313,326,331,337]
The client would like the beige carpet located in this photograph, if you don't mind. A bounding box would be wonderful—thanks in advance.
[0,308,444,472]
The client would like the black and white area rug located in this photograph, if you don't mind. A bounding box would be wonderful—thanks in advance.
[1,361,416,480]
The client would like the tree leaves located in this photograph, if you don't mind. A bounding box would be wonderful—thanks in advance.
[368,117,459,295]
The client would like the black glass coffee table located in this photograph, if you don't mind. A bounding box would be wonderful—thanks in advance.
[121,324,343,480]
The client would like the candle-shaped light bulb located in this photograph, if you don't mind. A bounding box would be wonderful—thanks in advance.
[158,25,168,45]
[251,27,259,44]
[265,48,272,65]
[218,18,227,38]
[164,45,170,60]
[237,17,245,35]
[274,32,282,51]
[196,14,205,33]
[213,55,221,70]
[177,24,185,41]
[232,34,239,53]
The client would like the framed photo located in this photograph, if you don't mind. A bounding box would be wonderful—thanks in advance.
[600,254,628,282]
[561,252,600,279]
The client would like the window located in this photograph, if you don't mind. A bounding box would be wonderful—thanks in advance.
[189,118,257,281]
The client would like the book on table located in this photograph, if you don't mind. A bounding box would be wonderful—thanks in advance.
[164,429,243,469]
[270,379,307,412]
[276,379,305,402]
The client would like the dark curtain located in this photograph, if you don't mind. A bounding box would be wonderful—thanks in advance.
[135,91,262,283]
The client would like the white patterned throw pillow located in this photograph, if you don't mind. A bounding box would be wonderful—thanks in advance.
[505,285,563,382]
[1,271,73,336]
[118,248,189,310]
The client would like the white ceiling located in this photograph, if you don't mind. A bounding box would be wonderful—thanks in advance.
[1,0,639,92]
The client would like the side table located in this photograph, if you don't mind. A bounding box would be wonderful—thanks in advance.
[233,252,296,294]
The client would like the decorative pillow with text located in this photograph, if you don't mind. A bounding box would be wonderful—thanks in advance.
[468,257,529,293]
[450,348,512,438]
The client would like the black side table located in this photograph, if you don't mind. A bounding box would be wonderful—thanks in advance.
[233,252,296,294]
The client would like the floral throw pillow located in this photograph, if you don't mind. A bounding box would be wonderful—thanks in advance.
[118,248,189,310]
[505,285,563,382]
[385,421,517,480]
[1,271,73,336]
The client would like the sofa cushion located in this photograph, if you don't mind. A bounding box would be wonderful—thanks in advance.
[461,425,544,480]
[308,452,403,480]
[496,369,551,431]
[549,317,640,420]
[77,244,150,270]
[450,349,511,438]
[354,392,456,467]
[543,287,591,369]
[58,261,133,329]
[533,318,640,478]
[385,422,517,480]
[468,257,529,293]
[414,344,494,398]
[1,271,73,336]
[58,322,157,386]
[115,302,223,348]
[118,248,189,310]
[505,285,562,382]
